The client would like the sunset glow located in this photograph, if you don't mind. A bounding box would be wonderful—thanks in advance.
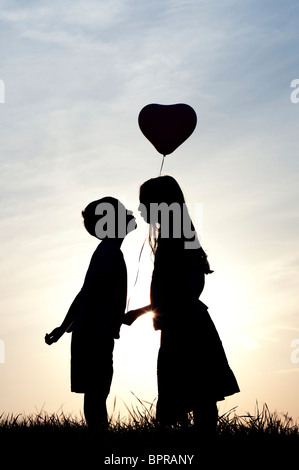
[0,0,299,424]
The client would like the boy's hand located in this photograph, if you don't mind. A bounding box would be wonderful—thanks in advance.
[45,327,64,345]
[122,310,139,326]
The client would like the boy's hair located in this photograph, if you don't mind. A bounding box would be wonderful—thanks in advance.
[82,197,126,238]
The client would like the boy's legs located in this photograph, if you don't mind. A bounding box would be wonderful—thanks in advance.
[83,337,114,433]
[84,391,108,433]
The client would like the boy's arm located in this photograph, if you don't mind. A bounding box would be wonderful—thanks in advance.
[122,304,152,326]
[45,292,83,345]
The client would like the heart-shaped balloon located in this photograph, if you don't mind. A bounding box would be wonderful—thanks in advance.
[138,103,197,156]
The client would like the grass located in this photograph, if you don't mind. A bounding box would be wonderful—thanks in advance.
[1,399,298,466]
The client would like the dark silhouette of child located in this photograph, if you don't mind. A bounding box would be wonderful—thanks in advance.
[124,176,239,441]
[45,197,136,433]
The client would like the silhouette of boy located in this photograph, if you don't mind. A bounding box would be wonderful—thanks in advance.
[45,197,136,433]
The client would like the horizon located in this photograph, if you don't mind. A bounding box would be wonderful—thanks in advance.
[1,0,299,423]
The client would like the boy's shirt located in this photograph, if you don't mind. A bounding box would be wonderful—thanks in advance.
[68,238,127,338]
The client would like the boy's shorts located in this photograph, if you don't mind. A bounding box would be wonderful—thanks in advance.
[70,329,114,395]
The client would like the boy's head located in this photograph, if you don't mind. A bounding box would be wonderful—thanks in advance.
[82,197,136,240]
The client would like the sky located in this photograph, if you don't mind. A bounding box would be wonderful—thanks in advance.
[1,0,299,423]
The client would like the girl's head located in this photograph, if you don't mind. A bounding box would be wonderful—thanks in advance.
[82,196,136,240]
[138,175,213,274]
[139,175,185,217]
[138,175,193,237]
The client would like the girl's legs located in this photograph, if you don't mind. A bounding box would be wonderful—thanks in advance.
[193,401,218,440]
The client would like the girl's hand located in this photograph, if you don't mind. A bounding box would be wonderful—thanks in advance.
[45,327,64,345]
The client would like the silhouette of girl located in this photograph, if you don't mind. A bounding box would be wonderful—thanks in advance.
[124,175,239,437]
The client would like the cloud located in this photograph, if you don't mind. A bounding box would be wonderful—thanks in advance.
[273,368,299,375]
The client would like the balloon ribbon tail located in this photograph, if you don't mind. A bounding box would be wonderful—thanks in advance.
[159,155,165,176]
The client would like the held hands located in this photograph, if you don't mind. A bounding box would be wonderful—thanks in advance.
[122,310,140,326]
[45,326,64,345]
[123,306,161,331]
[122,305,152,326]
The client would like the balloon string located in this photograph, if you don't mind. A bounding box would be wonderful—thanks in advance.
[159,155,165,176]
[126,237,146,313]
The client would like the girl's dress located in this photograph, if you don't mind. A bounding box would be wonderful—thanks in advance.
[150,237,240,424]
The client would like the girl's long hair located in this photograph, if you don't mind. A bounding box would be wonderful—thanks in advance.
[139,175,213,274]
